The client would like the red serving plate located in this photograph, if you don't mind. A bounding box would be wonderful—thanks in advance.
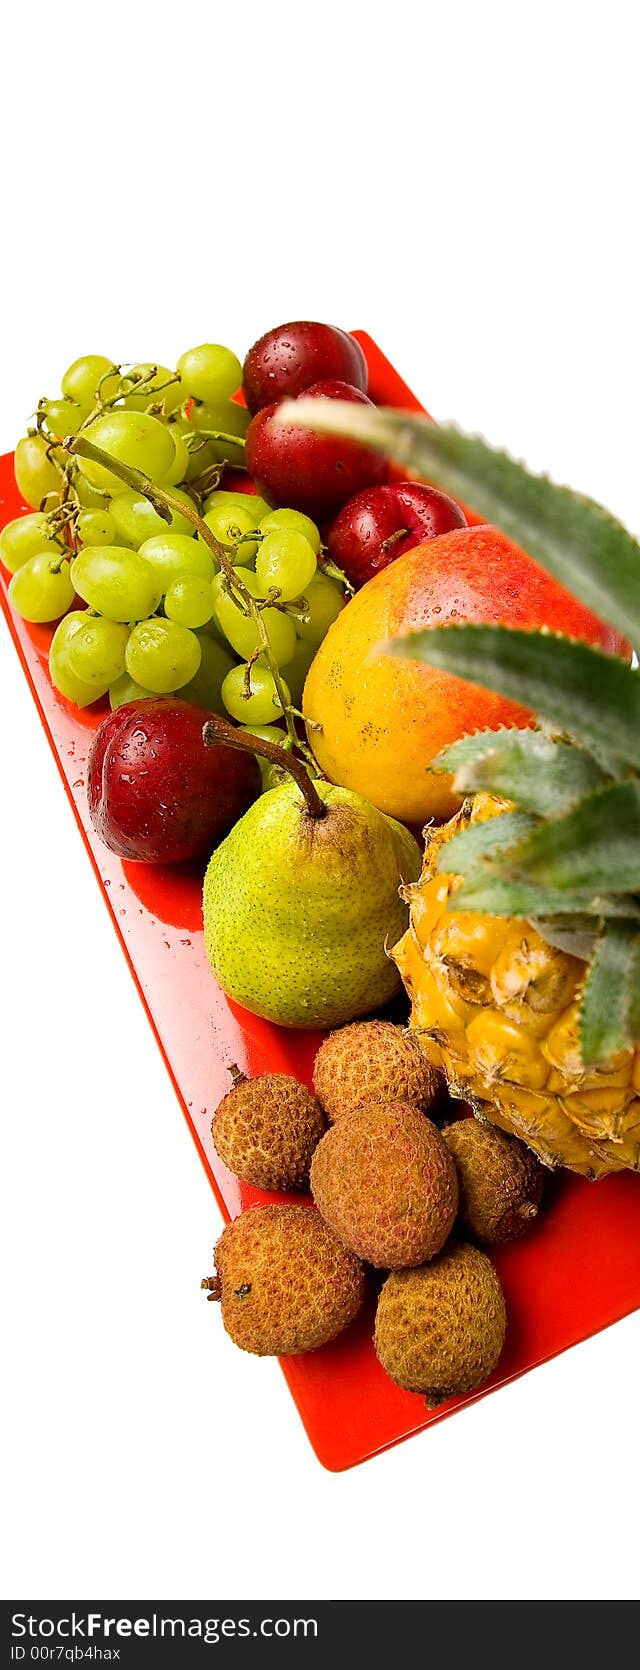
[2,334,640,1471]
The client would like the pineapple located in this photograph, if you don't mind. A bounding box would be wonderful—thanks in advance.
[291,395,640,1176]
[394,788,640,1177]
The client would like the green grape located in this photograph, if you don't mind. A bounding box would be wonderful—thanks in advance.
[238,721,288,787]
[9,551,75,623]
[246,495,273,521]
[191,400,250,439]
[61,355,119,406]
[0,513,63,574]
[109,672,158,710]
[73,472,112,510]
[212,572,297,666]
[14,434,63,509]
[49,613,106,706]
[125,617,201,694]
[255,528,317,601]
[76,508,116,547]
[71,546,162,622]
[179,634,236,713]
[177,343,241,404]
[43,397,91,438]
[164,576,214,628]
[295,571,345,645]
[201,500,260,566]
[109,486,195,547]
[119,364,183,414]
[162,427,190,486]
[190,399,249,467]
[203,489,272,521]
[67,615,129,687]
[221,663,290,725]
[279,638,316,705]
[259,507,321,555]
[213,566,263,602]
[203,489,249,514]
[138,533,214,587]
[77,411,176,493]
[197,609,232,648]
[182,435,220,483]
[239,722,287,746]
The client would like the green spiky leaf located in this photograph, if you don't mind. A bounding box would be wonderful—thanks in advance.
[285,401,640,650]
[434,726,610,814]
[385,624,640,769]
[578,921,640,1063]
[530,919,599,962]
[496,780,640,893]
[434,810,536,875]
[451,873,640,920]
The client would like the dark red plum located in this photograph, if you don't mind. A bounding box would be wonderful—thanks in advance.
[245,381,387,522]
[328,482,467,589]
[87,700,261,863]
[242,321,367,414]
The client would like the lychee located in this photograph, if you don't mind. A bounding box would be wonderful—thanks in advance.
[374,1241,506,1402]
[313,1020,443,1123]
[212,1070,325,1191]
[443,1118,545,1244]
[310,1101,458,1267]
[204,1203,365,1355]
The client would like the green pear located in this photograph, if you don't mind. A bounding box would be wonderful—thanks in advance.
[202,778,421,1029]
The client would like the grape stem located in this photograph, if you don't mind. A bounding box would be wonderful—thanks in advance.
[319,553,355,595]
[202,714,327,820]
[66,432,302,753]
[189,425,247,449]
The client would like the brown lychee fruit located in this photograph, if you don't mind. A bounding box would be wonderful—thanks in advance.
[203,1203,365,1355]
[211,1070,325,1192]
[443,1117,545,1244]
[374,1240,506,1403]
[313,1020,444,1124]
[310,1102,458,1268]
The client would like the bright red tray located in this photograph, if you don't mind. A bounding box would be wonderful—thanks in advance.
[2,333,640,1471]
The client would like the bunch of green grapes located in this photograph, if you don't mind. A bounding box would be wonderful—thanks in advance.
[1,345,348,735]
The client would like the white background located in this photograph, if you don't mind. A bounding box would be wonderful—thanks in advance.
[1,0,638,1604]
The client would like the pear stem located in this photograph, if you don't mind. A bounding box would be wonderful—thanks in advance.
[202,714,327,819]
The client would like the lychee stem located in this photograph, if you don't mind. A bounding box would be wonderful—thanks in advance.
[202,714,327,820]
[201,1275,222,1302]
[228,1063,247,1087]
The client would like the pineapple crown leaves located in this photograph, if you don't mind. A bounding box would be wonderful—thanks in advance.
[578,922,640,1064]
[433,726,612,812]
[285,397,640,1064]
[386,624,640,769]
[283,401,640,652]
